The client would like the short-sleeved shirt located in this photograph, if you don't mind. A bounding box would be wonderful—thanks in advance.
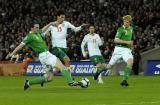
[22,30,48,54]
[115,26,133,48]
[43,21,82,48]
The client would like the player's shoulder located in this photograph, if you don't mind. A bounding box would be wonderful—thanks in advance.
[23,32,32,40]
[49,23,55,28]
[84,34,90,38]
[130,26,133,30]
[117,26,124,30]
[95,33,100,36]
[63,21,70,25]
[26,31,33,36]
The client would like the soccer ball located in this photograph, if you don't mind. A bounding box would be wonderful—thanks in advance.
[80,78,90,88]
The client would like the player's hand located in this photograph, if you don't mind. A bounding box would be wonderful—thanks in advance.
[5,53,13,60]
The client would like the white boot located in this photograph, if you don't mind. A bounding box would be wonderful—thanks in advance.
[97,73,104,84]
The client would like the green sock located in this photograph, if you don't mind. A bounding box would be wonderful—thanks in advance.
[29,76,47,85]
[61,68,73,83]
[123,64,132,80]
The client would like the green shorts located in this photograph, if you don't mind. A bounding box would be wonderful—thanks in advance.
[51,47,68,61]
[90,55,105,66]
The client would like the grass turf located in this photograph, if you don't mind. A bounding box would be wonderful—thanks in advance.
[0,76,160,105]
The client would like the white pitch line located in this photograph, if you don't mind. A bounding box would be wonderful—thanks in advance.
[120,103,134,105]
[120,101,160,105]
[139,101,160,104]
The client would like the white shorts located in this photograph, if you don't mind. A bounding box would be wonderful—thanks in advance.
[39,51,57,68]
[109,46,133,65]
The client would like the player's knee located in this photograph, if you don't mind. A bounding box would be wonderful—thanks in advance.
[63,56,70,62]
[44,73,53,82]
[96,63,101,68]
[55,58,65,70]
[107,64,112,69]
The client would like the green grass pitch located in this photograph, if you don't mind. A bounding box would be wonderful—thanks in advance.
[0,76,160,105]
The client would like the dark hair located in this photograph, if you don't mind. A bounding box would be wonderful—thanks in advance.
[30,22,39,28]
[56,9,65,16]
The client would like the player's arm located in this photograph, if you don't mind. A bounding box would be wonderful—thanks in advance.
[41,22,58,37]
[81,36,88,58]
[114,38,133,45]
[67,22,87,32]
[41,22,58,33]
[114,28,133,45]
[6,34,31,59]
[97,34,103,46]
[6,43,25,59]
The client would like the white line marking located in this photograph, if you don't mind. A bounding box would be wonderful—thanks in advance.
[120,101,160,105]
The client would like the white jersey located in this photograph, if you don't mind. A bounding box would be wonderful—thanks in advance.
[81,33,103,57]
[44,21,82,48]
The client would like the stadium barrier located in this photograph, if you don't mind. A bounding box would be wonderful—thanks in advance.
[26,61,108,76]
[25,61,127,76]
[2,59,158,76]
[0,61,24,76]
[140,46,160,73]
[145,60,160,75]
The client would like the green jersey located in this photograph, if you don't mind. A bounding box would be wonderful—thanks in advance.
[22,30,48,53]
[115,26,133,48]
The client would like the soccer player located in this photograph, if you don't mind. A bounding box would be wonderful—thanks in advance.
[43,10,87,68]
[107,15,134,86]
[6,23,82,90]
[81,25,108,83]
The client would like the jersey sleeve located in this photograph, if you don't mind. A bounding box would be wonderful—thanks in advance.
[81,35,87,57]
[67,21,82,32]
[22,34,32,45]
[97,34,103,46]
[42,26,52,37]
[115,28,122,39]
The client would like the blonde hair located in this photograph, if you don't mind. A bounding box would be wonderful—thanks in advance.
[122,15,132,22]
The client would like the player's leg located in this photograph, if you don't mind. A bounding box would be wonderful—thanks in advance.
[90,55,107,83]
[42,51,79,86]
[94,63,106,82]
[52,47,70,66]
[40,70,54,87]
[24,66,53,90]
[24,51,57,90]
[93,53,121,81]
[63,55,71,67]
[59,48,72,69]
[54,58,81,86]
[28,70,53,85]
[121,50,133,87]
[24,51,80,90]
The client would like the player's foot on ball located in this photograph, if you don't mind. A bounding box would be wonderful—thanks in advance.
[120,80,129,87]
[68,81,82,86]
[24,80,30,90]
